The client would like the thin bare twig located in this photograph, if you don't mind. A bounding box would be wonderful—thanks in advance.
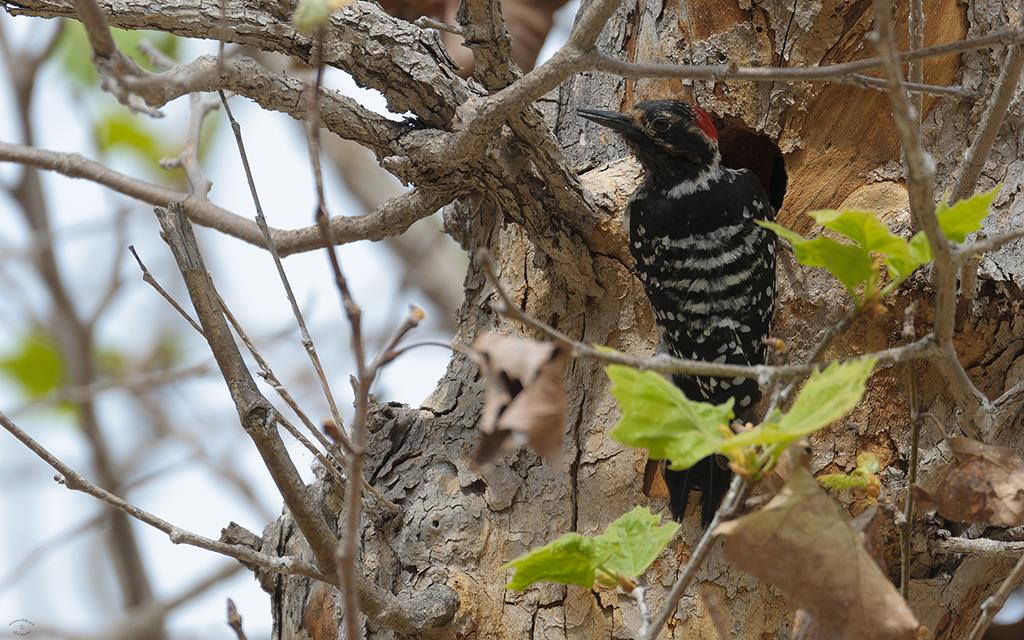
[478,250,934,382]
[128,245,203,333]
[160,92,219,197]
[218,90,354,456]
[957,227,1024,263]
[908,0,924,119]
[305,29,364,640]
[900,305,921,600]
[764,308,859,418]
[965,553,1024,640]
[0,409,332,583]
[587,25,1024,84]
[641,477,748,640]
[226,598,248,640]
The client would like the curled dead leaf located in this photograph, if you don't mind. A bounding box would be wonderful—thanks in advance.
[913,437,1024,526]
[472,332,569,466]
[716,469,920,640]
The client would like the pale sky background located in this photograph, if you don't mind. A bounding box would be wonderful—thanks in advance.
[0,6,578,638]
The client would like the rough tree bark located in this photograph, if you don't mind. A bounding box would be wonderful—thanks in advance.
[251,0,1024,638]
[6,0,1024,637]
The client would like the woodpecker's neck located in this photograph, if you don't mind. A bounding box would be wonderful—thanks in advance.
[640,144,721,194]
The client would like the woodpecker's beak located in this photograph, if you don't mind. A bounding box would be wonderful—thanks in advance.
[577,108,636,133]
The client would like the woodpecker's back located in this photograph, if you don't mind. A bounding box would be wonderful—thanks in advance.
[579,100,777,526]
[629,165,775,523]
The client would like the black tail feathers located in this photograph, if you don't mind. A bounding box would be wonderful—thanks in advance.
[665,455,732,527]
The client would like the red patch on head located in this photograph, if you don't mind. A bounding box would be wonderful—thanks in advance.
[692,106,718,140]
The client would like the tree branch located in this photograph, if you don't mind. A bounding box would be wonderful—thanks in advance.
[0,142,454,255]
[154,203,457,633]
[121,54,403,159]
[935,536,1024,556]
[966,552,1024,640]
[641,477,748,640]
[872,0,989,435]
[479,250,937,382]
[0,409,332,584]
[154,202,340,574]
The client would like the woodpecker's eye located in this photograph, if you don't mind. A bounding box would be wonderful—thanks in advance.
[649,117,672,134]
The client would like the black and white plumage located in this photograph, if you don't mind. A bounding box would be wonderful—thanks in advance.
[579,100,777,526]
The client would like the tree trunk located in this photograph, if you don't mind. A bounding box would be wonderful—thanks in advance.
[263,1,1024,638]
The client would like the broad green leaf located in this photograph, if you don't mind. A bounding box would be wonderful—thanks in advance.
[0,331,64,400]
[93,110,174,169]
[502,508,677,591]
[937,186,1000,243]
[606,365,733,470]
[758,222,875,295]
[776,358,876,436]
[502,533,602,591]
[721,358,876,451]
[884,231,931,285]
[597,507,679,583]
[810,209,910,257]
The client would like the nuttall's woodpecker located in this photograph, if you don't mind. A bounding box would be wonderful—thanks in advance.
[579,100,777,526]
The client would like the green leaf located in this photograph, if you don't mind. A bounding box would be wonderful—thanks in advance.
[606,365,734,470]
[810,209,910,256]
[758,221,875,296]
[817,452,882,491]
[721,358,876,451]
[502,533,602,591]
[884,230,931,286]
[596,507,679,583]
[0,331,64,400]
[855,452,880,474]
[502,507,678,591]
[817,471,872,490]
[776,358,876,436]
[937,186,1000,243]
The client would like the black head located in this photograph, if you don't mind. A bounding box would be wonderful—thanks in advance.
[578,100,720,185]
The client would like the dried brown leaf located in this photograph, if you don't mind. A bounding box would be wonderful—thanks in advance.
[472,333,569,466]
[914,437,1024,526]
[716,469,919,640]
